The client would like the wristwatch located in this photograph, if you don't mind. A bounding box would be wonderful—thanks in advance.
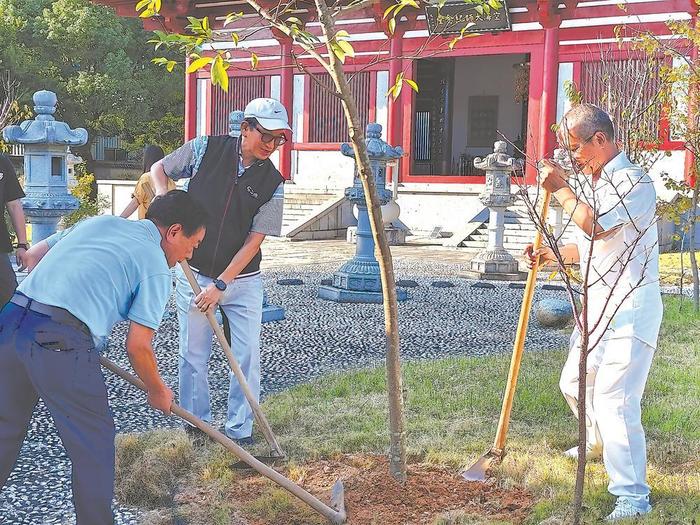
[213,278,227,291]
[14,242,29,250]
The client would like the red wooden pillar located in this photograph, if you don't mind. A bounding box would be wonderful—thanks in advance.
[538,24,560,160]
[387,32,404,148]
[184,56,197,142]
[278,37,294,180]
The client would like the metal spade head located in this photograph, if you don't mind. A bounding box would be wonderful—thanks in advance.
[461,454,492,482]
[330,479,347,524]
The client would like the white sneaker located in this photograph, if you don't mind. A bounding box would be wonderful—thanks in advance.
[605,497,652,521]
[563,443,602,460]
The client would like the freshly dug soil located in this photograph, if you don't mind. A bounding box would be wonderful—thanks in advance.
[229,454,533,525]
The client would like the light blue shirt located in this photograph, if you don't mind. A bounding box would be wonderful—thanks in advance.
[19,216,172,350]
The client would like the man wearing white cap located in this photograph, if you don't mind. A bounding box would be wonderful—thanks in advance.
[151,98,290,445]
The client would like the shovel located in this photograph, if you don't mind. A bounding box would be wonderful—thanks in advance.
[179,261,284,459]
[101,356,347,524]
[462,190,552,482]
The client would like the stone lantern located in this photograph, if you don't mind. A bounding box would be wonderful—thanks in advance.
[462,141,526,281]
[2,90,86,243]
[229,109,285,322]
[319,123,407,303]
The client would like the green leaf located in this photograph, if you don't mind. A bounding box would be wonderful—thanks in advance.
[331,42,346,63]
[223,12,243,27]
[166,60,176,72]
[337,39,355,58]
[251,52,259,70]
[211,55,229,92]
[187,56,213,73]
[488,0,501,8]
[383,3,398,20]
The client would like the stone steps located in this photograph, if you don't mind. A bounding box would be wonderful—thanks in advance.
[460,199,577,253]
[280,188,349,237]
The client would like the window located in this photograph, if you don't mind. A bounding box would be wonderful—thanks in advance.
[211,76,266,135]
[51,157,63,177]
[580,58,662,145]
[468,95,499,148]
[308,72,371,143]
[103,148,127,162]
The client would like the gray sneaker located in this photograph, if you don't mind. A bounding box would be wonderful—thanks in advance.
[605,497,652,521]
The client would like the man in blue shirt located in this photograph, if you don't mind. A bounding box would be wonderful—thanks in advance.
[0,190,207,525]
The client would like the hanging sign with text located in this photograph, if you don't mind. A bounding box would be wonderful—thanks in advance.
[425,1,511,35]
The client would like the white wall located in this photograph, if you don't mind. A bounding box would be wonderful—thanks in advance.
[293,150,355,190]
[97,180,137,217]
[450,54,528,159]
[396,183,484,233]
[556,62,574,123]
[648,150,686,202]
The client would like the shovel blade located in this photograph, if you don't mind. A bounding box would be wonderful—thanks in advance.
[461,453,494,482]
[329,479,347,523]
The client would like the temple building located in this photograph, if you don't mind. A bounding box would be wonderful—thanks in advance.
[95,0,695,248]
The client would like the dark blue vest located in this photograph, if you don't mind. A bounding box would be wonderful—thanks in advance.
[187,135,283,278]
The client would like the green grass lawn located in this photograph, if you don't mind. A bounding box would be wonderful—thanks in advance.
[658,251,700,287]
[117,296,700,524]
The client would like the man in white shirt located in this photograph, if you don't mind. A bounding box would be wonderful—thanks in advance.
[525,103,662,521]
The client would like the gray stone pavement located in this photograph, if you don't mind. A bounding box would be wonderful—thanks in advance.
[0,238,575,525]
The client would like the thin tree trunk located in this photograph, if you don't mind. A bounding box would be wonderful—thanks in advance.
[690,180,699,312]
[572,332,588,525]
[312,0,407,482]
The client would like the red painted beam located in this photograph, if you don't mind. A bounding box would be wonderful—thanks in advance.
[559,21,678,42]
[565,0,694,20]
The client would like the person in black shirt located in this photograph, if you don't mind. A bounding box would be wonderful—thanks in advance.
[0,154,28,306]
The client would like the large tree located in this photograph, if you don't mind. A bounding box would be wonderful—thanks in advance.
[0,0,184,168]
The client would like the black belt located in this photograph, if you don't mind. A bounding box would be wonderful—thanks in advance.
[10,294,91,336]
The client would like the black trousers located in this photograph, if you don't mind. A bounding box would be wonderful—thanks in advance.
[0,254,17,308]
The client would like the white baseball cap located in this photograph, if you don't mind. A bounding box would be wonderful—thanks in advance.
[244,98,291,131]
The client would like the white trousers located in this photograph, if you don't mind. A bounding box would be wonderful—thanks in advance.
[175,267,263,439]
[560,332,655,504]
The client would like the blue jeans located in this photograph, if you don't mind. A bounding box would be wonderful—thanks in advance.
[0,302,115,525]
[175,268,263,439]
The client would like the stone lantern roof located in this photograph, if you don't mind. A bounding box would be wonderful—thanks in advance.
[3,90,87,146]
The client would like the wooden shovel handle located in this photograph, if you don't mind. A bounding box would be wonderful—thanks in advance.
[492,190,551,452]
[179,261,284,458]
[99,356,346,524]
